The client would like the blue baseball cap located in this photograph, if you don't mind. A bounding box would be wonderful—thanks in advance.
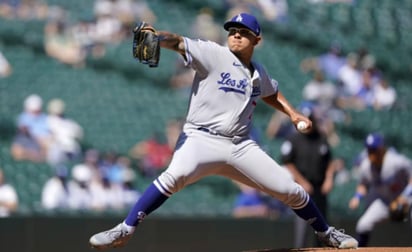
[224,13,261,36]
[365,133,385,150]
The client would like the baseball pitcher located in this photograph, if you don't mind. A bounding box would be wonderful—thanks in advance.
[89,13,358,250]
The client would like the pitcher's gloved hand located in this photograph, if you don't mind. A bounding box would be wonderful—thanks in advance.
[132,21,160,67]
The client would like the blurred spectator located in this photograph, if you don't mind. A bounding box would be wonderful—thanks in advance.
[0,50,12,78]
[331,46,388,112]
[372,77,397,111]
[232,181,271,218]
[169,58,195,96]
[11,94,51,162]
[224,0,254,24]
[302,70,347,124]
[71,18,107,59]
[302,70,337,111]
[44,18,87,67]
[93,1,125,45]
[190,7,224,44]
[337,52,362,97]
[265,110,296,141]
[42,151,139,212]
[99,151,122,184]
[129,118,183,178]
[280,106,340,247]
[78,152,133,211]
[46,98,84,171]
[356,47,377,74]
[0,168,18,217]
[304,71,349,126]
[174,8,221,96]
[256,0,288,23]
[92,154,140,210]
[65,149,104,210]
[89,173,125,211]
[119,166,140,207]
[67,163,95,210]
[353,70,378,109]
[0,0,48,20]
[80,148,102,184]
[41,167,70,210]
[93,0,156,29]
[336,67,392,112]
[128,0,157,24]
[300,42,346,83]
[307,102,341,147]
[129,131,171,178]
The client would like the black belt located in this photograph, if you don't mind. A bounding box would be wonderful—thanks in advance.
[197,127,222,136]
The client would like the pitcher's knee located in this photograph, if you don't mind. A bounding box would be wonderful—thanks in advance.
[281,184,310,209]
[156,171,185,195]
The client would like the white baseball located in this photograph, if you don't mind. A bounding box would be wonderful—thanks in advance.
[297,121,308,132]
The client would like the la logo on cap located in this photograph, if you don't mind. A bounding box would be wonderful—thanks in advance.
[236,14,243,22]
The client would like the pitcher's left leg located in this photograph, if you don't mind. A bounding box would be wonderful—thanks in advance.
[227,140,358,249]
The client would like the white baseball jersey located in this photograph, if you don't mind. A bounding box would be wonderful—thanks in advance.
[155,38,308,210]
[182,38,278,137]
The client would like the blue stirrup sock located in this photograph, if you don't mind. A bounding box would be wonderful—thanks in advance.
[125,182,170,226]
[293,198,329,233]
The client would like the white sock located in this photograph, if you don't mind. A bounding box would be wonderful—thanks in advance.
[122,221,136,234]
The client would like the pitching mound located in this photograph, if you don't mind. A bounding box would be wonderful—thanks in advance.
[244,248,412,252]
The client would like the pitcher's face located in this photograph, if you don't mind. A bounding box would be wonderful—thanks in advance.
[227,27,259,54]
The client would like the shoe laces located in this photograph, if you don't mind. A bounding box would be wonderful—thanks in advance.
[106,225,129,240]
[329,228,350,241]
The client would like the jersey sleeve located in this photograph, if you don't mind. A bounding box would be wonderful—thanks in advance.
[262,78,279,97]
[182,37,223,75]
[255,64,278,97]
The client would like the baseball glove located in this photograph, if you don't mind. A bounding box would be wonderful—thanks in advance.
[132,22,160,67]
[389,197,410,222]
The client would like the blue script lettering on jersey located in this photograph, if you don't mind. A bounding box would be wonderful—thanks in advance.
[217,72,247,94]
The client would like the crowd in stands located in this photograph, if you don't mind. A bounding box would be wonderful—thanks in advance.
[273,42,399,150]
[8,95,185,213]
[300,44,397,114]
[43,0,156,67]
[11,94,83,169]
[0,0,156,67]
[41,149,140,212]
[0,0,48,20]
[128,118,184,178]
[8,93,142,213]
